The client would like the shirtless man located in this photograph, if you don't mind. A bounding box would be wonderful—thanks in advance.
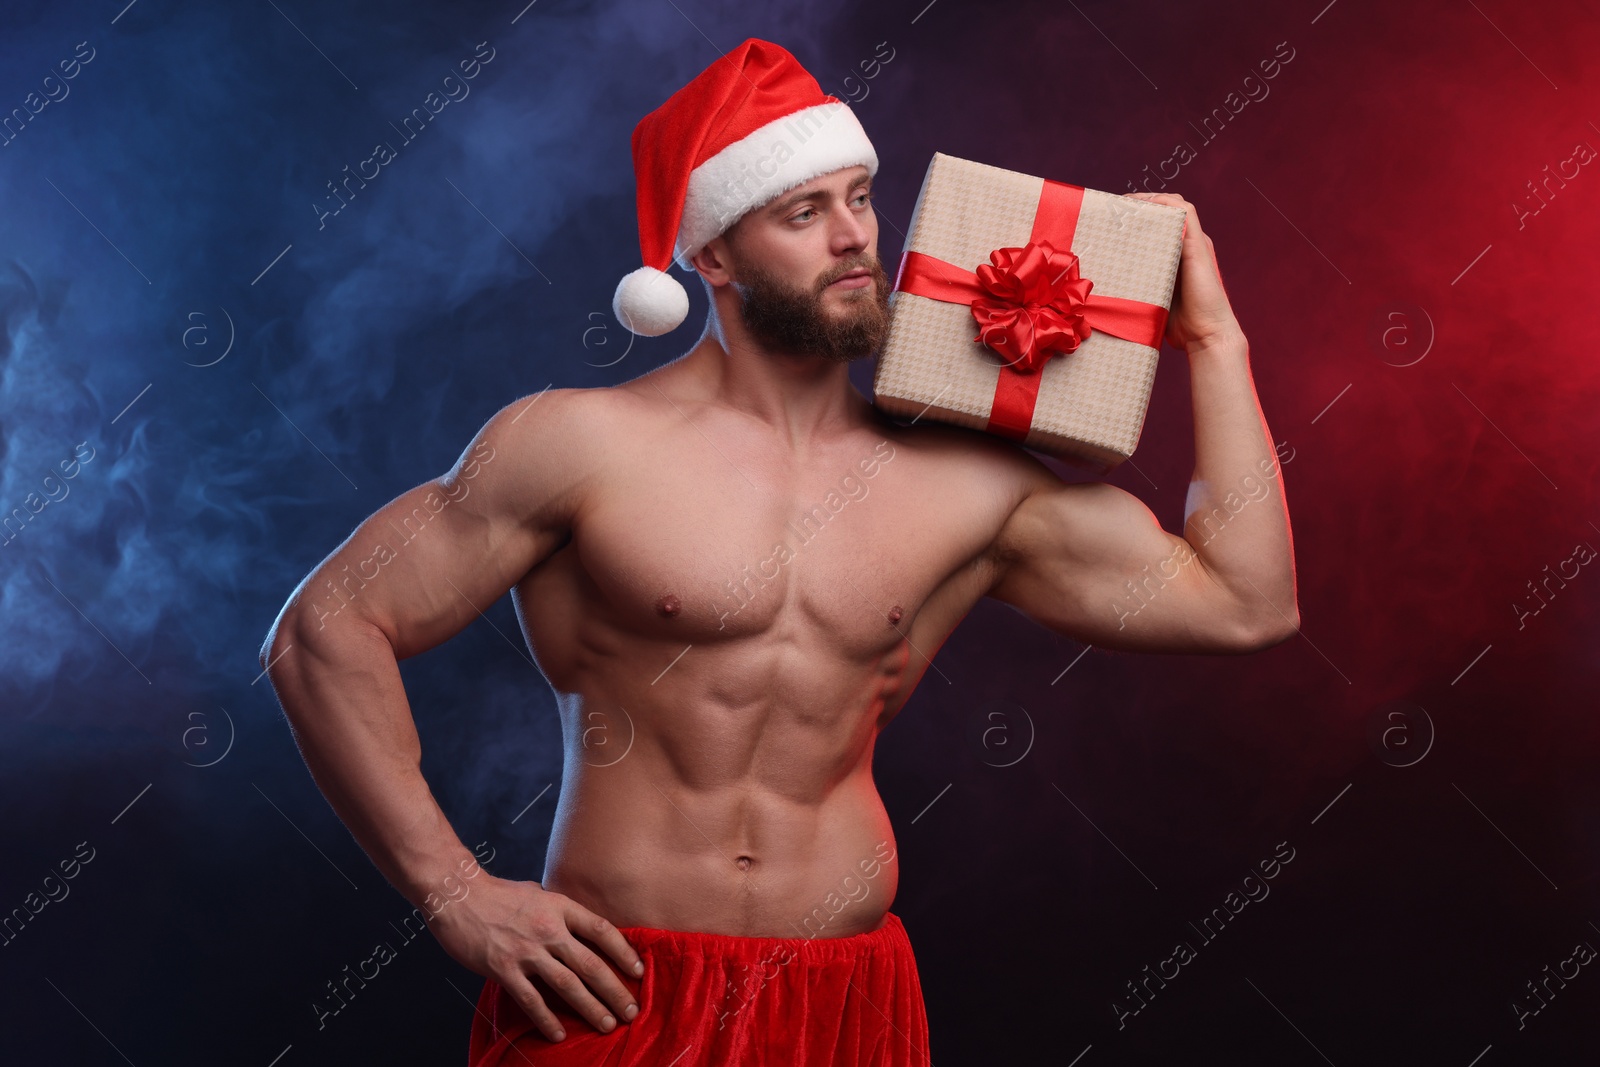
[262,38,1295,1065]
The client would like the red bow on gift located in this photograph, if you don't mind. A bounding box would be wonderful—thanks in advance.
[970,239,1094,373]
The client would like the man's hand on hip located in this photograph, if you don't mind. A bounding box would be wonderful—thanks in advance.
[431,873,644,1042]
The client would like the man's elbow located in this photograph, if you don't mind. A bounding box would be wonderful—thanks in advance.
[259,598,323,678]
[259,613,297,677]
[259,586,341,674]
[1239,604,1300,651]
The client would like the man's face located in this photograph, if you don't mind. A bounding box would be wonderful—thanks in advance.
[716,167,891,364]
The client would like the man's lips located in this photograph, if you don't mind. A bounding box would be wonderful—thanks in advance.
[827,268,873,290]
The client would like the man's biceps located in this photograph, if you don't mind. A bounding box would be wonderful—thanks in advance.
[305,510,461,622]
[1040,482,1164,557]
[348,558,493,657]
[993,497,1118,595]
[1135,540,1255,633]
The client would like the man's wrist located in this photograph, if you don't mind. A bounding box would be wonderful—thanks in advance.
[1185,323,1248,361]
[395,840,496,915]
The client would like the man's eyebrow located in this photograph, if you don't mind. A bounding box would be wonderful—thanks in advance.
[766,173,873,217]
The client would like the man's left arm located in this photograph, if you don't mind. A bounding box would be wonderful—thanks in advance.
[984,193,1298,653]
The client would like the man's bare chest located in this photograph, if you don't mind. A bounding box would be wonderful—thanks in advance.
[552,436,997,658]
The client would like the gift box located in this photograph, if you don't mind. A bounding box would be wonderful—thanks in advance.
[871,151,1186,474]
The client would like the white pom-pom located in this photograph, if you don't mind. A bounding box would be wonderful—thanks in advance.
[612,266,689,337]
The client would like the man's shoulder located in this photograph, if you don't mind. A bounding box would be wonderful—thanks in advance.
[482,383,651,453]
[445,384,671,535]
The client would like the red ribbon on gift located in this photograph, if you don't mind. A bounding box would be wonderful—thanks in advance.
[891,180,1170,440]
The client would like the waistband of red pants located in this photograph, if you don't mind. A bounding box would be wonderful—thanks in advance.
[615,911,908,965]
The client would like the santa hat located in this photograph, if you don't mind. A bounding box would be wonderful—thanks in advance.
[612,38,879,336]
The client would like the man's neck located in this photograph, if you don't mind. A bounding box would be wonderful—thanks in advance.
[672,317,874,450]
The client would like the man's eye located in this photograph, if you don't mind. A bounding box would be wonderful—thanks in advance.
[853,191,873,206]
[790,208,816,223]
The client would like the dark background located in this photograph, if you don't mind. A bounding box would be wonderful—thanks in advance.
[3,0,1598,1063]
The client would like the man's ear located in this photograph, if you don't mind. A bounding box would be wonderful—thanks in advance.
[691,235,736,288]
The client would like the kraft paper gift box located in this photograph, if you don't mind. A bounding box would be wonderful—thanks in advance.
[872,151,1187,474]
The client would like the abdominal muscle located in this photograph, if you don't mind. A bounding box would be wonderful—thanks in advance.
[536,683,903,941]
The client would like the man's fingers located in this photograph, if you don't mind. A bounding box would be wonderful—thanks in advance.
[530,952,621,1035]
[1123,191,1203,238]
[566,905,646,980]
[1123,191,1186,205]
[549,935,640,1023]
[501,972,568,1043]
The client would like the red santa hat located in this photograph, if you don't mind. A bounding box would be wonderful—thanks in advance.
[613,38,879,336]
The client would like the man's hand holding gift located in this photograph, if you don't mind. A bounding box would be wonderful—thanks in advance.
[1124,192,1243,353]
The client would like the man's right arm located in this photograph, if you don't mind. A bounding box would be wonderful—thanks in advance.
[260,388,642,1041]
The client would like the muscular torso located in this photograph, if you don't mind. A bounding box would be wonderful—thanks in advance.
[512,369,1025,938]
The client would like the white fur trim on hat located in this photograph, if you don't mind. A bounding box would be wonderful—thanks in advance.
[613,265,689,337]
[671,101,878,269]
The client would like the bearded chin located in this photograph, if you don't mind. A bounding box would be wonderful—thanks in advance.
[735,259,892,364]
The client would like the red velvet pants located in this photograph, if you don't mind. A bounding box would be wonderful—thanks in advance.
[466,912,931,1066]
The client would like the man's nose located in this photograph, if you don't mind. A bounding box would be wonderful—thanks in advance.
[830,205,871,256]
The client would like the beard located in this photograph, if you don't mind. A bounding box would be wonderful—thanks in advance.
[734,253,892,364]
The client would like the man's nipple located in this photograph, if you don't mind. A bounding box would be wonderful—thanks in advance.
[887,604,904,625]
[656,593,681,618]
